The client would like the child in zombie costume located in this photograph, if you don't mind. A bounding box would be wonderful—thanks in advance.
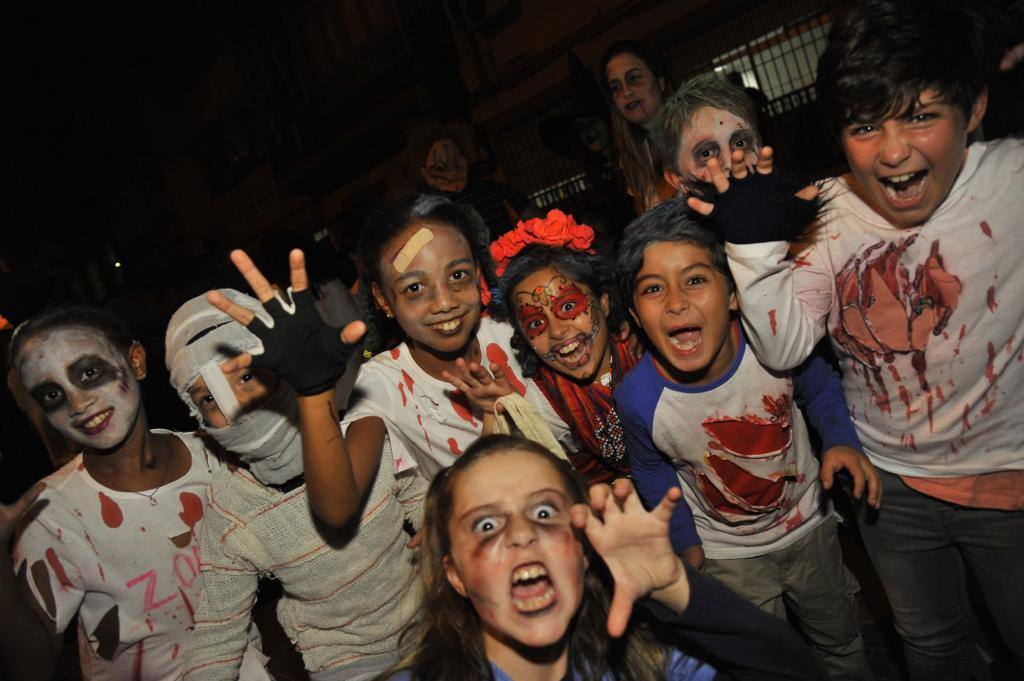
[693,2,1024,677]
[166,291,425,681]
[205,195,570,533]
[615,202,878,680]
[384,434,827,681]
[1,307,269,681]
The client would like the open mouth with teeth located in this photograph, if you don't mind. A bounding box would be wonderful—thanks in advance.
[78,407,114,435]
[668,326,703,355]
[878,170,928,205]
[430,315,465,335]
[510,562,556,613]
[550,335,592,368]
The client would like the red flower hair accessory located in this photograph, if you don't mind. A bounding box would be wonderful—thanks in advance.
[490,210,595,276]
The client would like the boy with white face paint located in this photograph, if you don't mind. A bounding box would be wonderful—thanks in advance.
[1,306,270,681]
[650,73,761,199]
[167,291,425,681]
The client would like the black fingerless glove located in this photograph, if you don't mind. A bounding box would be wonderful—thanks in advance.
[248,288,357,396]
[705,170,822,245]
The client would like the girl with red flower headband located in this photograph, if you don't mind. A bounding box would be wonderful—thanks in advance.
[446,210,644,487]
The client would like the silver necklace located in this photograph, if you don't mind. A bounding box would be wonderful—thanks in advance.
[133,437,170,506]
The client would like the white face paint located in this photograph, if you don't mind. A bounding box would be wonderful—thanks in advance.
[17,327,142,451]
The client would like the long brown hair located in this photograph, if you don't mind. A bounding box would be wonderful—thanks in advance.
[388,435,668,680]
[600,41,674,213]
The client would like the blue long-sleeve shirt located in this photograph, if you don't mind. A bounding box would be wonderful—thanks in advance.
[615,324,861,555]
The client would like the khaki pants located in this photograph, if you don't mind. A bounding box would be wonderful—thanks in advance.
[703,516,872,681]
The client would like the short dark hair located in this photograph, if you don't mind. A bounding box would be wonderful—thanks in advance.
[816,0,1000,137]
[651,73,759,174]
[9,305,134,367]
[497,245,623,377]
[616,198,732,315]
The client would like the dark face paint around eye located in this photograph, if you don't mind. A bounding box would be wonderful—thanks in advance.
[18,327,142,451]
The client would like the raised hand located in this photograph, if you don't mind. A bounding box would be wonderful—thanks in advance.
[687,147,820,245]
[571,480,688,637]
[820,445,882,509]
[207,249,366,396]
[441,358,515,414]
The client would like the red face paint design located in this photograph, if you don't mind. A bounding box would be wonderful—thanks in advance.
[511,268,609,382]
[551,284,589,321]
[517,304,548,339]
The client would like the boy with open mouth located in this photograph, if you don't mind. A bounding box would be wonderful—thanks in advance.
[615,200,878,681]
[696,1,1024,677]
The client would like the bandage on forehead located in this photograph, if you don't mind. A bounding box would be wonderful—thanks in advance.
[392,227,434,272]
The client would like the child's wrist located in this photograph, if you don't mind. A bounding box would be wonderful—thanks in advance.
[649,560,690,614]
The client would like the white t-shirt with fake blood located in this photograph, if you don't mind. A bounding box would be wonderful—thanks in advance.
[343,317,571,479]
[12,431,219,681]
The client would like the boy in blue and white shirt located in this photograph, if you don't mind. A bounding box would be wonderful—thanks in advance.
[615,200,878,681]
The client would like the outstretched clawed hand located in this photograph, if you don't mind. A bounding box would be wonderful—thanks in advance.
[571,480,688,637]
[207,249,366,396]
[687,147,820,245]
[441,358,515,414]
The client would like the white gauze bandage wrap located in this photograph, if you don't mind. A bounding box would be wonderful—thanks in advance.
[165,290,305,485]
[165,289,269,423]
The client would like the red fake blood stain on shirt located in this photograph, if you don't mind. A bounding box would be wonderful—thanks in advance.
[98,492,123,529]
[390,347,401,360]
[900,433,917,451]
[698,474,757,516]
[707,455,786,508]
[178,492,203,535]
[399,369,416,407]
[702,416,789,457]
[897,385,916,420]
[449,391,477,427]
[987,287,998,312]
[132,639,145,681]
[171,643,180,660]
[447,438,463,456]
[986,342,997,384]
[979,221,992,238]
[768,309,778,336]
[785,510,805,532]
[44,548,74,588]
[962,404,972,433]
[485,343,526,395]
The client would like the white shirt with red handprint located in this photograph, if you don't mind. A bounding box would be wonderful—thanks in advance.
[727,138,1024,480]
[12,431,225,681]
[342,316,571,479]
